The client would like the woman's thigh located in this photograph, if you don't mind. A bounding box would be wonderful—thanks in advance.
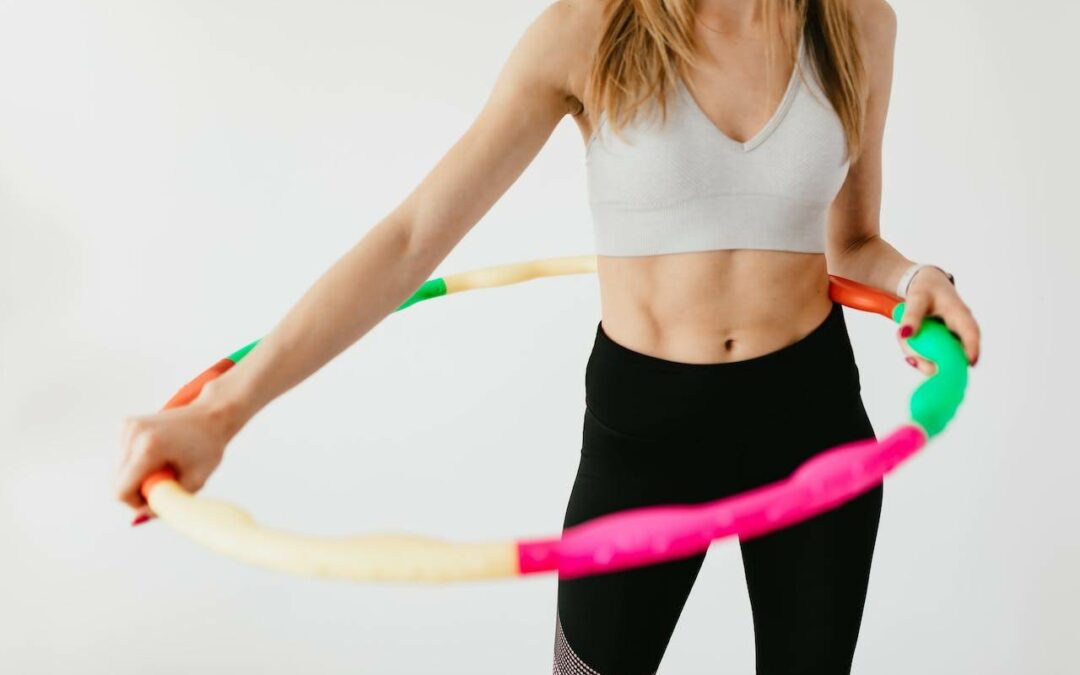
[737,388,882,675]
[554,409,728,675]
[739,484,882,675]
[552,306,879,673]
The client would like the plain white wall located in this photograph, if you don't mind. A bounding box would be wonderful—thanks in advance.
[1,1,1077,673]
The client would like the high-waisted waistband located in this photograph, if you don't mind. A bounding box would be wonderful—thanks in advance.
[593,300,849,374]
[584,301,863,446]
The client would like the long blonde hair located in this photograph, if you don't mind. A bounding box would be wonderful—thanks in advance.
[585,0,866,159]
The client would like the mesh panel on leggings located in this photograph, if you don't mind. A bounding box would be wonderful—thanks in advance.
[553,614,602,675]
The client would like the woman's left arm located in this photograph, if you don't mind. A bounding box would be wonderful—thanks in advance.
[825,0,980,372]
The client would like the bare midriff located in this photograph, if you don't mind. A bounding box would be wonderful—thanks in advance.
[595,249,834,365]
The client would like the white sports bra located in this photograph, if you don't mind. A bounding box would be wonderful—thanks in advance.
[585,38,851,257]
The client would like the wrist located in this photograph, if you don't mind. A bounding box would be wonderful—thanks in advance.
[195,376,256,441]
[910,266,954,290]
[896,262,955,298]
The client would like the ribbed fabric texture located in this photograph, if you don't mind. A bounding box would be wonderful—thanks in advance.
[586,39,851,257]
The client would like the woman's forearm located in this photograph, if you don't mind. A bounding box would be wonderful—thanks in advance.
[828,234,914,297]
[195,216,437,437]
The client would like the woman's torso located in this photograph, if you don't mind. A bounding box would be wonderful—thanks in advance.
[568,18,847,364]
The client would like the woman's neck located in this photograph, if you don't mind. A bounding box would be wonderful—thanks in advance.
[695,0,764,35]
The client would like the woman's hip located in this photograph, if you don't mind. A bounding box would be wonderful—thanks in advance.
[588,302,862,428]
[576,300,874,496]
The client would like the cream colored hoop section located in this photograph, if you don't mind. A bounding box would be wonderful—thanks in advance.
[146,481,519,582]
[145,254,968,583]
[145,255,601,582]
[441,254,598,294]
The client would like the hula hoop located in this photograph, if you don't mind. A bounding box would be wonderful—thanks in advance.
[140,255,968,582]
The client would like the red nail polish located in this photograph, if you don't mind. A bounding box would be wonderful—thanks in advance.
[899,325,914,339]
[905,356,917,367]
[131,513,150,527]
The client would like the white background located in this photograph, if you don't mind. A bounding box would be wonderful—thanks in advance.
[1,1,1077,673]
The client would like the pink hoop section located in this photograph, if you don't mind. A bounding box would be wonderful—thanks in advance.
[141,260,962,584]
[517,424,927,579]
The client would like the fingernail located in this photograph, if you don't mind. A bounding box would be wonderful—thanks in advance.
[905,356,917,368]
[972,355,978,367]
[899,325,914,339]
[131,513,150,527]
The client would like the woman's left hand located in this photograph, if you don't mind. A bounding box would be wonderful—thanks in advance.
[896,268,980,376]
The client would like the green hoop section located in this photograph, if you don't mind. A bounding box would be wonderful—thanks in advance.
[891,302,968,437]
[139,256,969,583]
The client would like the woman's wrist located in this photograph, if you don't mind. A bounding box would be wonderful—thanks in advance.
[896,262,955,298]
[194,375,258,441]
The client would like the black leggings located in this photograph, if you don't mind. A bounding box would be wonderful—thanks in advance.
[553,301,883,675]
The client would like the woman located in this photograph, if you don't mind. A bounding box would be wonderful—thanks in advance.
[115,0,981,672]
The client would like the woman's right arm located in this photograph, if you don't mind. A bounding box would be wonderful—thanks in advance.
[115,1,594,516]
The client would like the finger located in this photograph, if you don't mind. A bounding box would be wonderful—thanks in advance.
[178,462,213,495]
[903,353,937,377]
[131,505,154,527]
[900,339,917,360]
[898,321,933,373]
[941,303,981,366]
[118,416,142,470]
[114,430,163,510]
[900,341,938,377]
[898,291,931,339]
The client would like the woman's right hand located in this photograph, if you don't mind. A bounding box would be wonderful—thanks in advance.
[111,0,580,524]
[115,382,246,525]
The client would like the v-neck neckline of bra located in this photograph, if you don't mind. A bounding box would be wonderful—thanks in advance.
[675,36,805,153]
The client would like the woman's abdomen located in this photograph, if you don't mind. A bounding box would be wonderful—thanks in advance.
[595,248,834,366]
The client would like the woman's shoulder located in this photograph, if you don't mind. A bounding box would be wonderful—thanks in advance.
[849,0,898,53]
[535,0,608,48]
[842,0,897,89]
[496,1,607,117]
[543,0,609,64]
[531,0,610,111]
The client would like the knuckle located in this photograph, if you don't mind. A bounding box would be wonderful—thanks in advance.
[121,417,140,440]
[133,431,160,458]
[908,290,931,304]
[114,482,132,502]
[179,473,205,493]
[938,300,962,316]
